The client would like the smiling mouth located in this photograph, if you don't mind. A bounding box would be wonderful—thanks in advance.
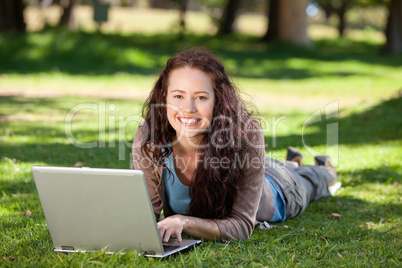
[178,118,201,124]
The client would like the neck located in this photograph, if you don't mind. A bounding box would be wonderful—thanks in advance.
[172,135,203,155]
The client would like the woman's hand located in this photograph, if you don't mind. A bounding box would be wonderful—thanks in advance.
[157,214,221,242]
[157,215,187,243]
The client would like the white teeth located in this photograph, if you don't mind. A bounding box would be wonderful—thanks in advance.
[179,118,199,123]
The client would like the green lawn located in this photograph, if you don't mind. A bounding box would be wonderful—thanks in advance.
[0,26,401,266]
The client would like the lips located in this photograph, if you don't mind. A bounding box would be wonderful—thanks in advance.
[178,117,201,126]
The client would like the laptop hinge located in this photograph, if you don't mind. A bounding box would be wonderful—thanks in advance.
[61,246,74,251]
[145,251,155,255]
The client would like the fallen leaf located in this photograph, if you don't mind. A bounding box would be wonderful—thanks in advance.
[3,256,17,261]
[25,210,32,217]
[11,193,31,197]
[365,222,375,228]
[331,213,342,218]
[74,162,84,167]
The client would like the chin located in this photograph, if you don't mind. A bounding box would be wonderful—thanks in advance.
[176,130,206,139]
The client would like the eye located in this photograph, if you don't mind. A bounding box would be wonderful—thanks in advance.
[173,95,183,99]
[198,96,207,100]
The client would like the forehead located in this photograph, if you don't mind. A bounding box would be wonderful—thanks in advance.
[168,67,214,93]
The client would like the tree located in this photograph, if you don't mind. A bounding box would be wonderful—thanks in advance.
[177,0,189,38]
[58,0,77,29]
[217,0,242,36]
[262,0,280,41]
[0,0,26,32]
[168,0,189,38]
[316,0,352,37]
[262,0,310,46]
[149,0,172,8]
[384,0,402,53]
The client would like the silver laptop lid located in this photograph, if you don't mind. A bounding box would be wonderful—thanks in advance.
[32,166,164,255]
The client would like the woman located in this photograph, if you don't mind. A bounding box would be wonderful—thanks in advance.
[131,48,341,243]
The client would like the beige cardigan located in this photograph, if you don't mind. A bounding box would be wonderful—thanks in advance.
[131,124,274,241]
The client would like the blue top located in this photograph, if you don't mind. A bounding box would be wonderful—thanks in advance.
[264,173,286,222]
[163,152,191,215]
[162,151,286,222]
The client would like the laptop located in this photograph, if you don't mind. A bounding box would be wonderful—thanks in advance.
[31,166,201,258]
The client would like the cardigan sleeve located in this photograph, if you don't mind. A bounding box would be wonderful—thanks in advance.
[131,124,164,219]
[213,126,267,241]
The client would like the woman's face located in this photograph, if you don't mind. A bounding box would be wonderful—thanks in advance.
[166,67,215,143]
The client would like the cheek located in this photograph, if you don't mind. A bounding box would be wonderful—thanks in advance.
[201,102,215,121]
[166,108,176,121]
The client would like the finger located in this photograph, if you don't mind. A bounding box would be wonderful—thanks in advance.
[163,229,172,243]
[157,223,166,240]
[175,232,182,243]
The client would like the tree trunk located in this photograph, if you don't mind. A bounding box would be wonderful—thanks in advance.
[58,0,76,29]
[384,0,402,54]
[177,0,189,39]
[322,5,333,20]
[0,0,26,32]
[262,0,280,41]
[337,3,347,37]
[217,0,242,36]
[277,0,310,46]
[149,0,171,9]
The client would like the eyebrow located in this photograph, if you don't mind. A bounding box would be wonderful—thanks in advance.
[170,89,211,95]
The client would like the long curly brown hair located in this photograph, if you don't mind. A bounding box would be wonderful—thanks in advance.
[141,48,259,219]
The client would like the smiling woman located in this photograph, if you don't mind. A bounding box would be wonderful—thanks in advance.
[131,48,341,243]
[166,67,215,143]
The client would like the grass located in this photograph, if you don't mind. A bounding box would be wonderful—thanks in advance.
[1,94,401,266]
[1,8,402,266]
[1,30,401,112]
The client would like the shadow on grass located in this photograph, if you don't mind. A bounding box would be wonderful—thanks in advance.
[0,96,76,117]
[1,142,132,168]
[266,95,402,150]
[339,165,402,185]
[0,95,145,117]
[1,95,400,167]
[1,30,401,79]
[288,194,402,256]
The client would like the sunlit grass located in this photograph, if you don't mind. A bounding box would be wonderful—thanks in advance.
[0,95,401,266]
[1,29,401,113]
[1,6,401,265]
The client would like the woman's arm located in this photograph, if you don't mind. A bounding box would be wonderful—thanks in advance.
[213,126,267,241]
[158,127,266,242]
[133,123,266,242]
[157,215,220,242]
[131,124,164,219]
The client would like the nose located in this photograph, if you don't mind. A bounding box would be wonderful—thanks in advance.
[181,98,196,114]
